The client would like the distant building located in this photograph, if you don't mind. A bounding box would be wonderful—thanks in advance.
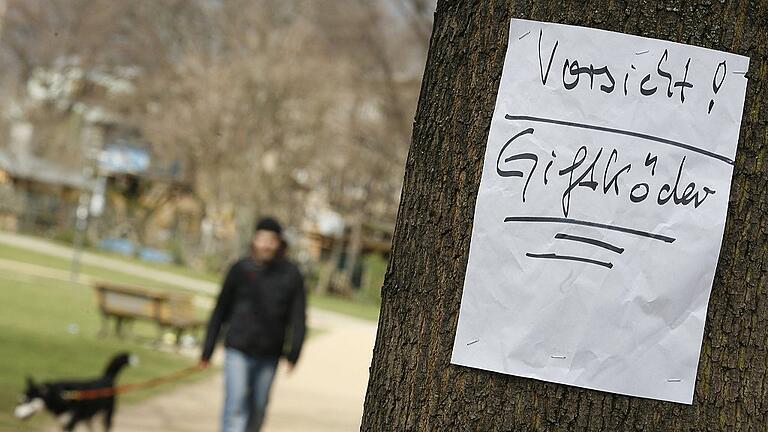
[1,60,203,265]
[0,146,92,232]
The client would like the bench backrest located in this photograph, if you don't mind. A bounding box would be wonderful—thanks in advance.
[94,283,167,320]
[159,293,199,323]
[94,282,200,325]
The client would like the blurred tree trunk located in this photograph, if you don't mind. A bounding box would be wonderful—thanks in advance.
[343,213,363,291]
[362,1,768,431]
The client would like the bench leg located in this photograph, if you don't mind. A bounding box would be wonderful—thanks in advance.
[175,328,184,349]
[98,314,110,337]
[115,317,124,338]
[115,317,136,339]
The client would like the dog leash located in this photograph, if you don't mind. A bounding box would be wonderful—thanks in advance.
[60,365,202,401]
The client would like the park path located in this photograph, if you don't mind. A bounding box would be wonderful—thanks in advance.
[112,309,376,432]
[0,231,377,431]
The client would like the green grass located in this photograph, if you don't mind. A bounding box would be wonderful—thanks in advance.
[44,232,220,284]
[308,292,380,322]
[0,241,381,322]
[77,243,221,284]
[0,234,378,431]
[0,242,206,294]
[0,272,212,431]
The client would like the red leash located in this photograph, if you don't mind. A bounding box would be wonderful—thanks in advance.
[60,365,202,401]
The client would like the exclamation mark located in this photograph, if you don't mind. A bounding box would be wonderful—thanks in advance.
[708,60,727,114]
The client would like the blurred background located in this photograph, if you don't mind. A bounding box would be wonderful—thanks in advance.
[0,0,434,430]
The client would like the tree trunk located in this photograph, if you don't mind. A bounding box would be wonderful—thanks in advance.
[361,1,768,431]
[343,213,363,290]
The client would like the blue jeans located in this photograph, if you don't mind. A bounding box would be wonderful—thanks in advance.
[222,348,279,432]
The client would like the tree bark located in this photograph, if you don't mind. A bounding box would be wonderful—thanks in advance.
[361,1,768,431]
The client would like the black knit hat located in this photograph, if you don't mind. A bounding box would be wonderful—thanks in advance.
[254,216,283,237]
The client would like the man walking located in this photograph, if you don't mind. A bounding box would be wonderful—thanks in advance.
[200,216,307,432]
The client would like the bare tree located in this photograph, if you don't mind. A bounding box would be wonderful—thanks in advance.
[362,1,768,431]
[0,0,434,270]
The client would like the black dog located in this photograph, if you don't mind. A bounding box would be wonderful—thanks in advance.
[14,352,137,431]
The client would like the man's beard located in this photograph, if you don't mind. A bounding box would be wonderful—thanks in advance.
[254,250,278,264]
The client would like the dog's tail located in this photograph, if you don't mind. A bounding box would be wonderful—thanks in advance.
[103,352,139,379]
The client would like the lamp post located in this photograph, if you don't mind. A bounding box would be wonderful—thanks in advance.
[69,127,102,281]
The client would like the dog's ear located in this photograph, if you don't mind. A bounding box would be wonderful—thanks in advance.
[25,376,35,388]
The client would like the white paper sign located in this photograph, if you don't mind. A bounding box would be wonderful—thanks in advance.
[451,19,749,404]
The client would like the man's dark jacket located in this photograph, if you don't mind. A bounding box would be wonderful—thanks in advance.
[201,256,306,364]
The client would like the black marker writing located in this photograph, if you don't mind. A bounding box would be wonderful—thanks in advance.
[538,29,558,85]
[533,28,732,112]
[497,128,537,202]
[497,129,717,217]
[708,60,727,114]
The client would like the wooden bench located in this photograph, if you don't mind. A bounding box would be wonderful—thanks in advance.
[94,282,205,346]
[158,292,206,344]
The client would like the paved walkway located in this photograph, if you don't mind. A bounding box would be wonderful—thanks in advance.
[112,310,375,432]
[0,231,377,432]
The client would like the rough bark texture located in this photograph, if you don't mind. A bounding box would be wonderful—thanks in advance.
[362,1,768,431]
